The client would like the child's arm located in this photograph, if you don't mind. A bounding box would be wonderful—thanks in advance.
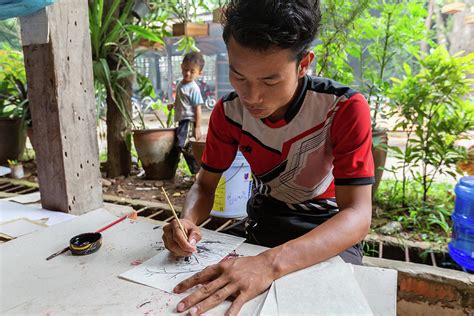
[194,105,202,141]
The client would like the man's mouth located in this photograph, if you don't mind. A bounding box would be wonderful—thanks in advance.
[247,108,265,115]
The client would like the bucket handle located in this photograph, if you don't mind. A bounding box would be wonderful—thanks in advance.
[217,163,247,188]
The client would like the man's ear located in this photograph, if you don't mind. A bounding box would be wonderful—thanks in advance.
[298,51,315,77]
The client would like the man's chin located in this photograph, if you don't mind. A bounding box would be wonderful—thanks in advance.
[246,108,267,117]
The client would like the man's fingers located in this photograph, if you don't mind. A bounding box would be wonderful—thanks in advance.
[172,221,196,253]
[176,277,230,313]
[174,265,219,294]
[225,294,249,316]
[185,284,238,315]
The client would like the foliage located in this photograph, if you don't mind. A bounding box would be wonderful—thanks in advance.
[314,0,369,84]
[388,46,474,204]
[88,0,163,130]
[7,159,19,166]
[349,0,429,130]
[0,19,21,50]
[315,0,430,130]
[374,179,455,244]
[0,44,30,126]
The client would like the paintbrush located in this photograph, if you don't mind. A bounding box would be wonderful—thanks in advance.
[160,187,188,240]
[45,211,137,261]
[160,187,197,262]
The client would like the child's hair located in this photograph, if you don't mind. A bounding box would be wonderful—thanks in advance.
[222,0,321,62]
[182,51,205,71]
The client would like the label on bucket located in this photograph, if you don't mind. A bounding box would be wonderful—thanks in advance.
[212,176,226,212]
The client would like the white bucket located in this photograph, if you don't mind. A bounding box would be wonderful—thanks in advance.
[211,151,252,218]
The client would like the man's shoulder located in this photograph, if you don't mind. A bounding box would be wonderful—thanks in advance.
[306,76,359,99]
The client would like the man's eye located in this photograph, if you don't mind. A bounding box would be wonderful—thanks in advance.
[264,81,279,86]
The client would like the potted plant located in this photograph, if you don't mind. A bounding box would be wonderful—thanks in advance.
[7,159,24,179]
[441,1,466,14]
[133,99,180,180]
[212,0,224,23]
[0,45,29,164]
[170,0,209,37]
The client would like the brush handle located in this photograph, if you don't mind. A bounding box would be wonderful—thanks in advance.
[95,214,128,233]
[161,187,189,240]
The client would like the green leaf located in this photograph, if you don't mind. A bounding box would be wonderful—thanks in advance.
[126,25,164,44]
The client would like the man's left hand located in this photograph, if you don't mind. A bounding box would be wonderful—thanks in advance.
[174,254,275,316]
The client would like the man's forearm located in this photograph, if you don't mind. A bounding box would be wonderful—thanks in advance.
[262,205,371,279]
[181,181,215,225]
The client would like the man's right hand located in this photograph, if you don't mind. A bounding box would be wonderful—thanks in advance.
[167,103,174,111]
[162,219,202,257]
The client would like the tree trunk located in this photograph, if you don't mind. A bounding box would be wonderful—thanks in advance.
[421,0,435,55]
[105,53,133,178]
[104,0,133,178]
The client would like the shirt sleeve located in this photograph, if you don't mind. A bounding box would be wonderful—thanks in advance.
[189,85,204,106]
[201,99,240,173]
[330,93,375,185]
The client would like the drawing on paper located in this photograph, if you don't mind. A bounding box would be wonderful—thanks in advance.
[119,230,245,293]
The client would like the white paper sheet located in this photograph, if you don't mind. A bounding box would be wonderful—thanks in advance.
[3,192,41,204]
[0,166,11,176]
[0,218,46,238]
[274,262,374,315]
[0,200,75,225]
[119,229,245,293]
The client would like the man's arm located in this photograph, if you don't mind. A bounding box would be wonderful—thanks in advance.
[263,184,372,277]
[182,169,221,224]
[174,184,372,315]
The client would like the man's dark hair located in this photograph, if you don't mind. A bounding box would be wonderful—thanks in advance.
[182,51,205,70]
[222,0,321,62]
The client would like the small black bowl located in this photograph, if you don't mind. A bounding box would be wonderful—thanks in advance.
[69,232,102,256]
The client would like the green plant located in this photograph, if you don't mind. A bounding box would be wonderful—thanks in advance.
[0,19,21,50]
[7,159,19,166]
[374,179,455,244]
[0,44,29,123]
[314,0,369,84]
[349,0,430,131]
[89,0,163,129]
[389,46,474,204]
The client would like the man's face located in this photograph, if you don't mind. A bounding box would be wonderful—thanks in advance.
[181,62,202,83]
[227,36,309,121]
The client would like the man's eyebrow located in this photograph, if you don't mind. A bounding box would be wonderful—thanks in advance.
[229,65,244,76]
[230,65,281,80]
[258,74,281,80]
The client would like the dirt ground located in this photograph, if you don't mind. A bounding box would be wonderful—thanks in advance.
[19,160,193,209]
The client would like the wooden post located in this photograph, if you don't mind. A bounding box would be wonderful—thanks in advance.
[20,0,103,214]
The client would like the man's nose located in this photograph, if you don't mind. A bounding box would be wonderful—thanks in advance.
[241,83,262,106]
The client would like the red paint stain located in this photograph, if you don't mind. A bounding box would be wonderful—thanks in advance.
[130,259,143,266]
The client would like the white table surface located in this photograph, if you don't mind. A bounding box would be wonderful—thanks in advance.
[0,208,397,315]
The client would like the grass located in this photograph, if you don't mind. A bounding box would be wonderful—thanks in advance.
[373,179,455,245]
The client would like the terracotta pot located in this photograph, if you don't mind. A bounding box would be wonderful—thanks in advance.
[133,128,180,180]
[190,138,206,166]
[0,118,26,164]
[9,163,24,179]
[372,128,388,199]
[212,7,224,23]
[27,127,35,151]
[172,22,209,37]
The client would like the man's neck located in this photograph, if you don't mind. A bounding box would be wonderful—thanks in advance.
[267,76,305,123]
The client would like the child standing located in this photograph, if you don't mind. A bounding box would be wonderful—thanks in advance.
[169,52,204,174]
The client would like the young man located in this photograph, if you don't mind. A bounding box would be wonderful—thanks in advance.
[168,51,205,174]
[162,1,374,315]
